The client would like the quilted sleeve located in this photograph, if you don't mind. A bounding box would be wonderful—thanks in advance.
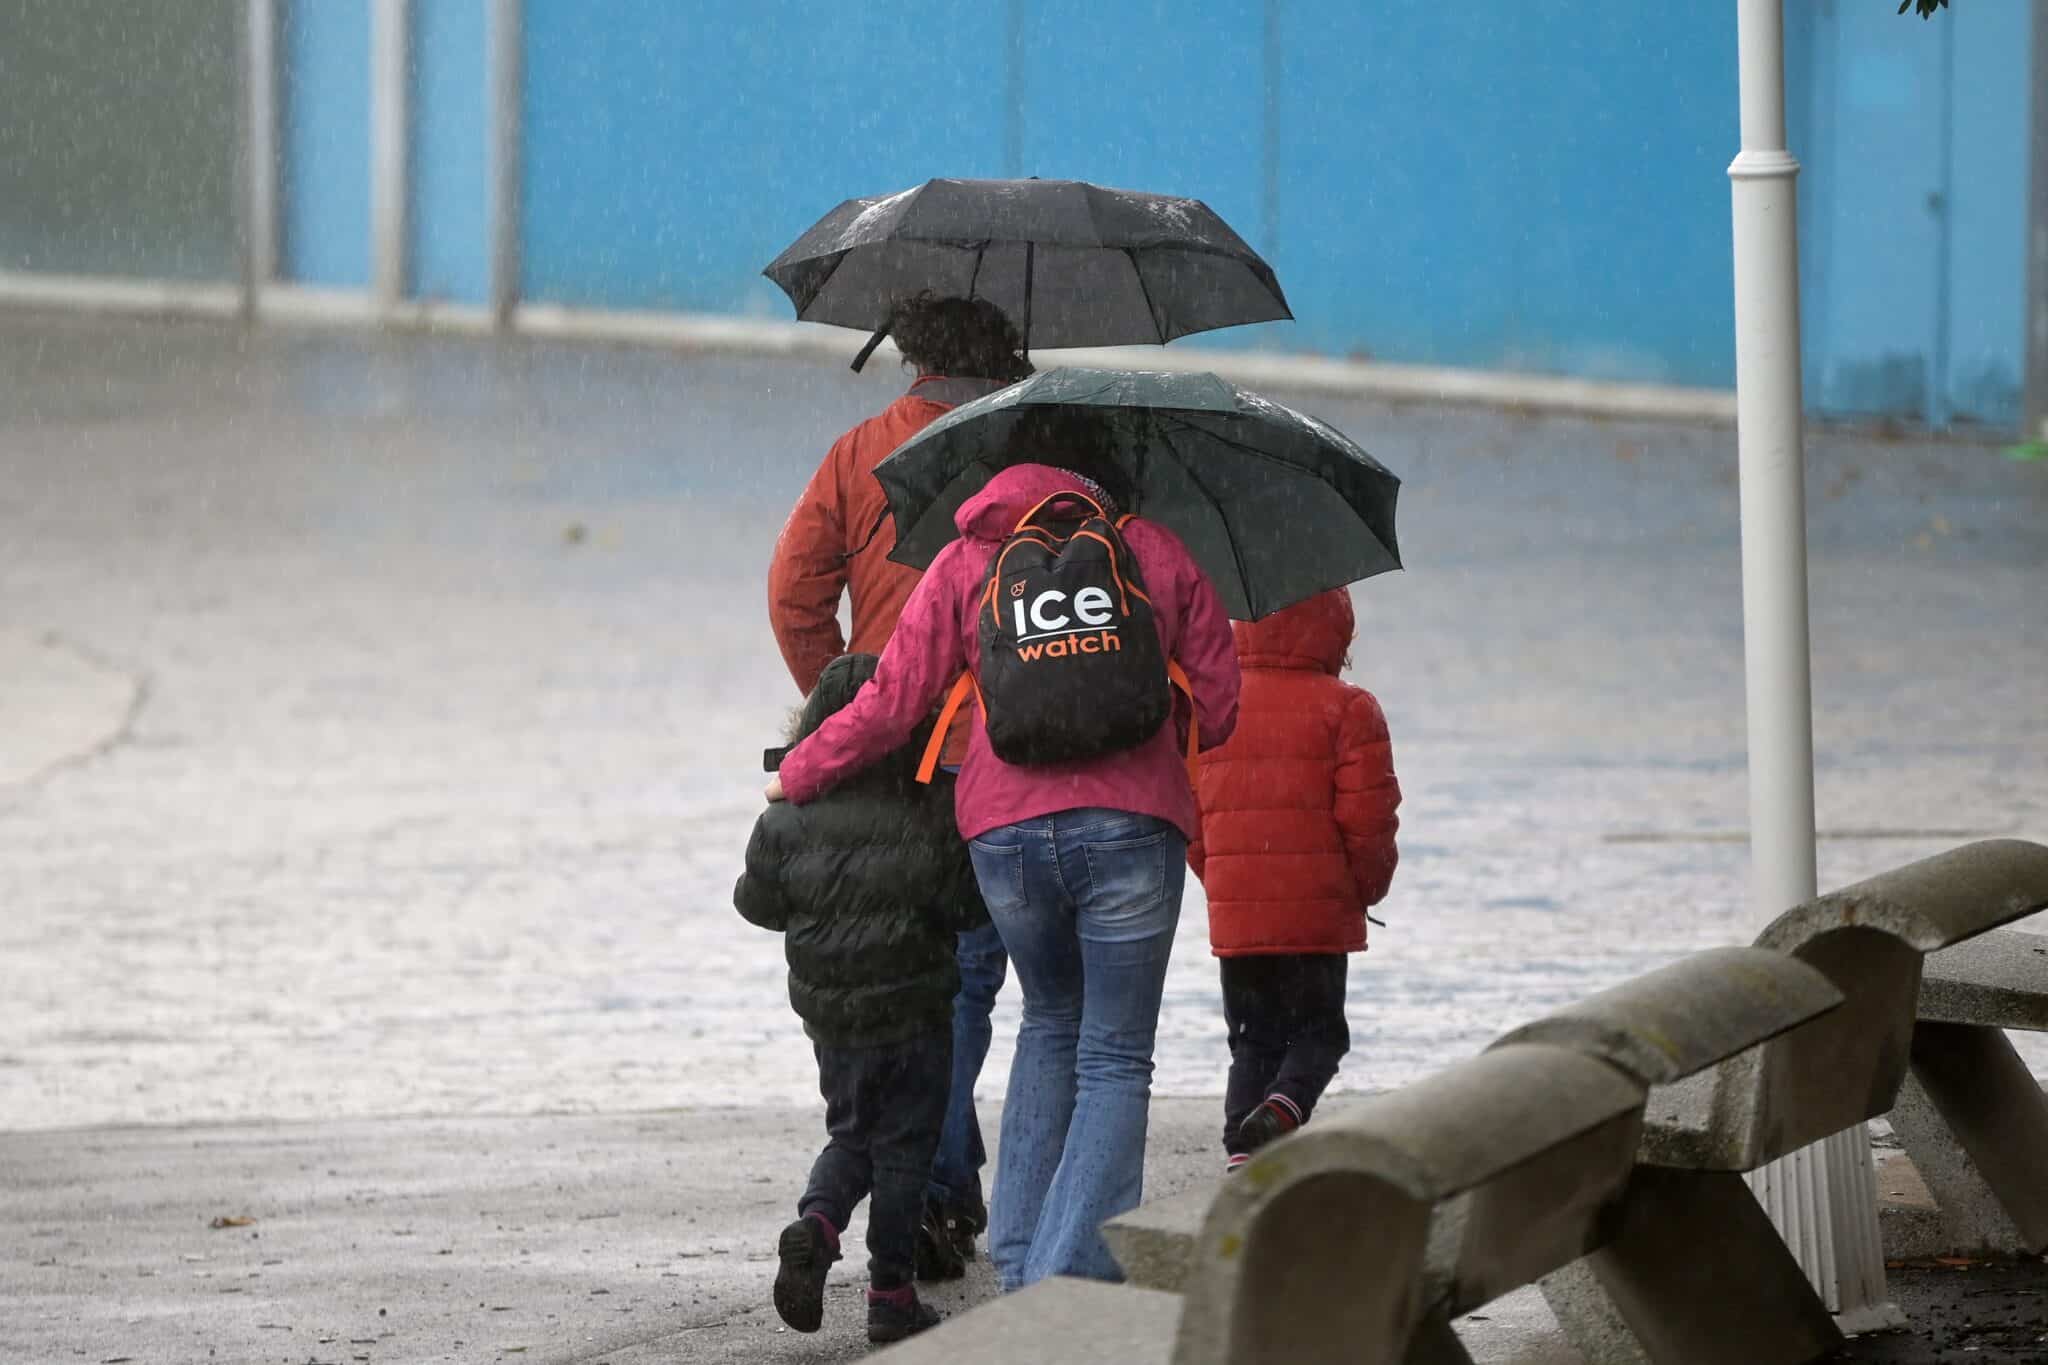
[1333,687,1401,908]
[733,809,796,932]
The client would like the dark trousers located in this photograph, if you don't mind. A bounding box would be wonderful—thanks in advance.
[1220,953,1350,1155]
[801,1030,951,1287]
[928,921,1008,1215]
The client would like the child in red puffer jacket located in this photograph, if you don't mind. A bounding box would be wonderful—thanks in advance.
[1186,588,1401,1171]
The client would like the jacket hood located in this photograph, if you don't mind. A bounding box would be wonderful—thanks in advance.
[954,463,1105,543]
[1233,588,1354,674]
[794,653,879,739]
[792,653,931,786]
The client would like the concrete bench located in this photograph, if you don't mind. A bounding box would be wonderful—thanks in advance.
[1891,918,2048,1254]
[870,1276,1178,1363]
[1102,947,1840,1365]
[1540,839,2048,1365]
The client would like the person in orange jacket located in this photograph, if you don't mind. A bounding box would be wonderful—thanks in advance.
[766,293,1030,1273]
[1186,588,1401,1171]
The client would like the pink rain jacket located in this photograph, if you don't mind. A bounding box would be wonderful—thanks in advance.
[777,464,1241,841]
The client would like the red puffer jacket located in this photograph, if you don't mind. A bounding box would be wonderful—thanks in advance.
[1189,589,1400,956]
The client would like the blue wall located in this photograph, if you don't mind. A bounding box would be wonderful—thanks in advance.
[521,1,1011,313]
[280,1,371,288]
[410,0,490,304]
[257,0,2034,425]
[515,0,1744,385]
[1799,0,2029,426]
[1268,5,1738,383]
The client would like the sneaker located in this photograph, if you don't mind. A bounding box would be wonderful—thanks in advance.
[1233,1094,1304,1156]
[867,1285,942,1343]
[1224,1152,1251,1175]
[938,1195,985,1266]
[773,1215,837,1334]
[914,1201,967,1281]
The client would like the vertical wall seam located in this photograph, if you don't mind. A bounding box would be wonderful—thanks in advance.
[1929,12,1956,428]
[2025,0,2048,439]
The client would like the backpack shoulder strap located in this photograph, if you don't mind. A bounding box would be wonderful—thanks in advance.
[915,674,980,784]
[1167,660,1199,786]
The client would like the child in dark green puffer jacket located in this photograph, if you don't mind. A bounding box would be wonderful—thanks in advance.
[735,652,987,1345]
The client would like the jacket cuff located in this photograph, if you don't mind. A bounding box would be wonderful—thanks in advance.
[778,741,824,805]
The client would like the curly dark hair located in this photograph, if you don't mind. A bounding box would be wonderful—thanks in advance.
[1010,408,1136,513]
[887,293,1033,383]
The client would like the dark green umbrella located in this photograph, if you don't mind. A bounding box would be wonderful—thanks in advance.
[873,368,1401,621]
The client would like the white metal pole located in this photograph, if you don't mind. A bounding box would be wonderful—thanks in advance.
[242,0,278,313]
[369,0,411,315]
[1729,0,1902,1332]
[487,0,523,331]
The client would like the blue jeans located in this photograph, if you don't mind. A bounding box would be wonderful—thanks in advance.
[928,921,1008,1213]
[967,808,1186,1289]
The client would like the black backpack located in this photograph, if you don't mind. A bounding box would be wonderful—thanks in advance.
[919,490,1196,778]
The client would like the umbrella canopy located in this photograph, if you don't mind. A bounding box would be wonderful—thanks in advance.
[763,179,1292,356]
[874,368,1401,621]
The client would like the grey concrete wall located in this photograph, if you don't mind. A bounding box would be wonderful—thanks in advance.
[0,0,241,280]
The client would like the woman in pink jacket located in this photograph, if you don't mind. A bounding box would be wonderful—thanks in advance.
[768,461,1240,1289]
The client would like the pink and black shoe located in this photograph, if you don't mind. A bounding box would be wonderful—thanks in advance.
[867,1282,942,1343]
[1233,1094,1304,1156]
[773,1212,840,1333]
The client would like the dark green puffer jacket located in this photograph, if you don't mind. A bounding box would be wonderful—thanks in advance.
[735,654,989,1047]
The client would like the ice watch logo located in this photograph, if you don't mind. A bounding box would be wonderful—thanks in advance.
[1010,586,1120,661]
[1011,586,1115,636]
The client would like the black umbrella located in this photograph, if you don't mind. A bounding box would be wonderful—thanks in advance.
[873,368,1401,621]
[763,178,1292,369]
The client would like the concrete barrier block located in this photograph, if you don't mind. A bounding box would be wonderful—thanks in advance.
[1539,1260,1654,1365]
[1170,1044,1644,1365]
[1270,1044,1645,1203]
[1542,1167,1842,1365]
[1674,930,1925,1171]
[869,1276,1179,1363]
[1403,1306,1479,1365]
[1875,1150,1954,1261]
[1103,1184,1209,1292]
[1635,1071,1724,1168]
[1438,1096,1643,1313]
[1887,1025,2048,1254]
[1655,840,2048,1175]
[1756,839,2048,958]
[1491,946,1842,1086]
[1918,929,2048,1029]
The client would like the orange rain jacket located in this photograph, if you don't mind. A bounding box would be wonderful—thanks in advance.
[768,377,1004,696]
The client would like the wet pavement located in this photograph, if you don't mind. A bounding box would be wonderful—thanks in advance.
[1837,1258,2048,1364]
[3,314,2048,1364]
[3,1103,2042,1365]
[2,313,2046,1131]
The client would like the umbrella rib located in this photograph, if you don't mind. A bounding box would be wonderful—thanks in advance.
[1153,419,1257,615]
[1171,411,1386,487]
[1125,247,1169,342]
[1166,412,1401,569]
